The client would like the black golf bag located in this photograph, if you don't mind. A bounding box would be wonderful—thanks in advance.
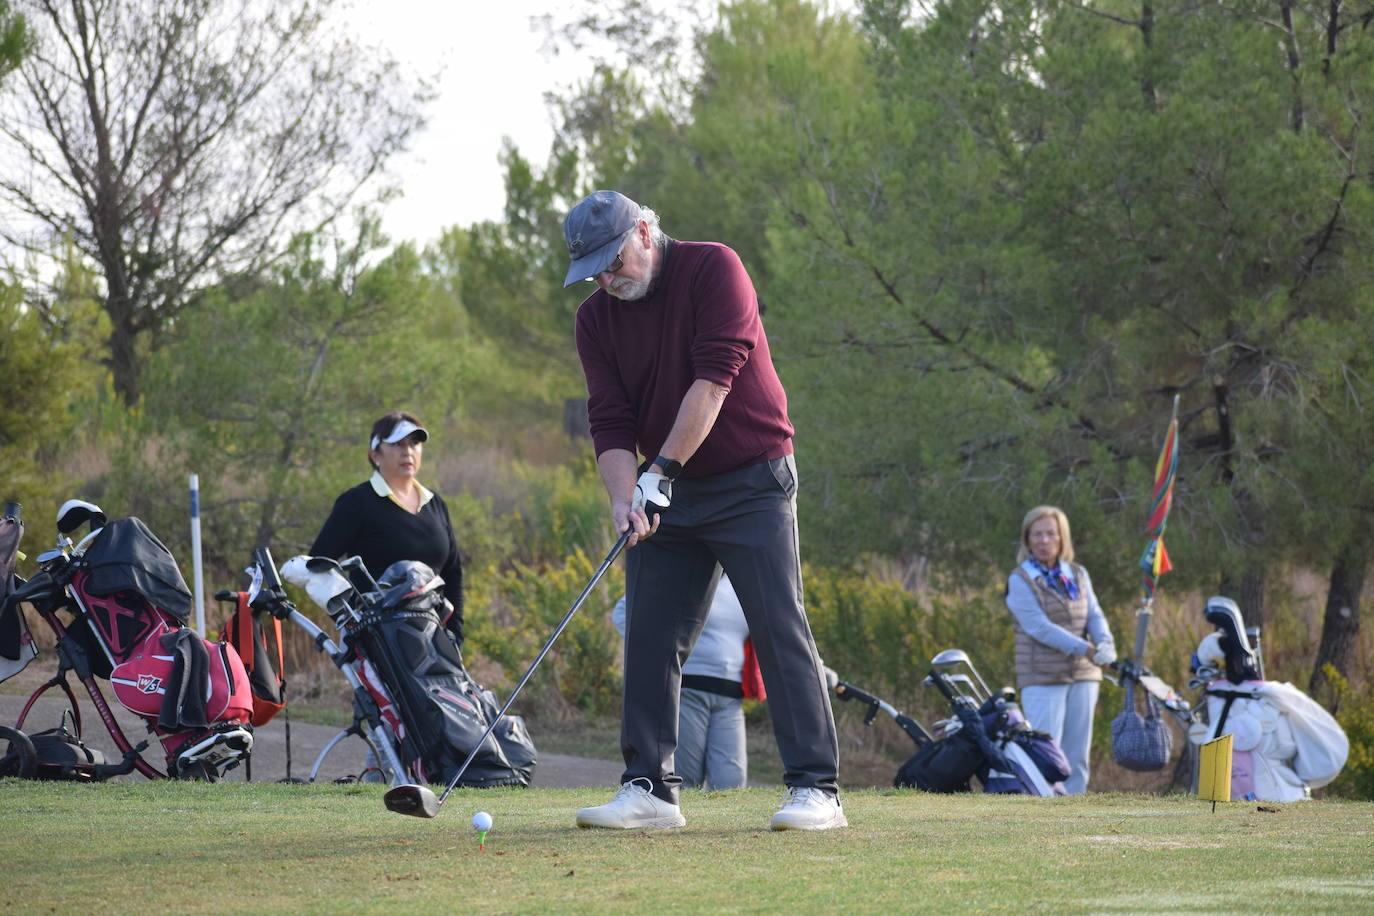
[0,502,35,684]
[277,554,535,788]
[352,562,535,787]
[830,678,979,791]
[894,724,983,792]
[836,649,1069,796]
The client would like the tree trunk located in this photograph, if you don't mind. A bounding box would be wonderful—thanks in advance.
[1139,0,1158,111]
[1216,564,1266,636]
[107,309,142,407]
[1239,566,1267,633]
[1309,545,1366,710]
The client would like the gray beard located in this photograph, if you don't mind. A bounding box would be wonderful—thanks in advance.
[609,237,665,302]
[609,275,653,302]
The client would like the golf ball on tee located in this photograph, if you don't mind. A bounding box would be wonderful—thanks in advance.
[472,811,493,831]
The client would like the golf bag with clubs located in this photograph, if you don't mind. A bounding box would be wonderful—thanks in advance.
[1,501,41,779]
[270,550,535,788]
[1187,597,1348,801]
[1,500,254,781]
[829,677,965,789]
[923,657,1069,795]
[833,649,1069,795]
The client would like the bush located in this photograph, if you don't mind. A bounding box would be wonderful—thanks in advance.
[806,564,1014,727]
[465,548,625,720]
[1321,666,1374,800]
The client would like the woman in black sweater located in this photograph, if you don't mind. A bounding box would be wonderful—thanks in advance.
[310,410,466,648]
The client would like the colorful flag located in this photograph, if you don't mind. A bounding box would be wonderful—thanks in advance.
[1138,401,1179,600]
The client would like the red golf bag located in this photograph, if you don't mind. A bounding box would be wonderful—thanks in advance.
[5,502,254,781]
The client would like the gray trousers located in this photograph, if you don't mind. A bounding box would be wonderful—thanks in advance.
[621,455,840,803]
[677,688,747,790]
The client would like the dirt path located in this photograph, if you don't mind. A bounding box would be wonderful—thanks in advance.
[0,692,622,788]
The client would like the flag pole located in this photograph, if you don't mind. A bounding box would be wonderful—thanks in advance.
[1132,394,1180,665]
[190,474,206,634]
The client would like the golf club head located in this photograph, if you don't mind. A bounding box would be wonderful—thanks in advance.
[384,783,440,818]
[953,672,991,700]
[930,648,970,668]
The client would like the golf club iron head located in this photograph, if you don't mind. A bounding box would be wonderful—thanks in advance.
[944,672,983,702]
[929,648,970,668]
[928,647,992,698]
[384,783,441,818]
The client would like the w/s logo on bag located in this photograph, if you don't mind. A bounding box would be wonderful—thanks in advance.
[137,673,163,694]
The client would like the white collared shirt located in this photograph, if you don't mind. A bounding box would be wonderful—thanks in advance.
[369,470,434,512]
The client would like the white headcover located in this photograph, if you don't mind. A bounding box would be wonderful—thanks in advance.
[280,555,352,610]
[1194,632,1226,679]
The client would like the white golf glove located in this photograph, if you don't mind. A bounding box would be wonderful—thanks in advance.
[1092,644,1117,667]
[822,665,839,691]
[632,469,672,519]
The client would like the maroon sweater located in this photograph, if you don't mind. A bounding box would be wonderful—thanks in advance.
[574,240,794,479]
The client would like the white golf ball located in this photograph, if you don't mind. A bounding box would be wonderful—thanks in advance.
[472,811,493,831]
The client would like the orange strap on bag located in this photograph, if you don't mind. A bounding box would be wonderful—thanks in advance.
[221,592,287,727]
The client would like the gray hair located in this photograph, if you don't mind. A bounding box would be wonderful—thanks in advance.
[640,205,664,244]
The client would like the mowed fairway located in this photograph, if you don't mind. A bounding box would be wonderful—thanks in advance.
[3,780,1371,914]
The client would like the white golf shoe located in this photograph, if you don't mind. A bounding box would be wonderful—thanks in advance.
[575,778,687,829]
[770,787,848,831]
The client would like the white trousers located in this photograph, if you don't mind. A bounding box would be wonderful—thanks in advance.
[1021,680,1100,794]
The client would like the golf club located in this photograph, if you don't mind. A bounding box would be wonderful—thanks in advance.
[1247,625,1265,680]
[929,648,969,668]
[943,672,981,699]
[929,648,991,696]
[384,529,632,818]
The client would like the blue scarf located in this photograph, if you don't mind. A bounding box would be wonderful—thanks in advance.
[1030,558,1079,600]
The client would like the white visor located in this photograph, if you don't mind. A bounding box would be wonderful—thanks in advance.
[370,419,429,451]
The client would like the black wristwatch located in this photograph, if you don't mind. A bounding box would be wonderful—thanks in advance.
[651,455,683,481]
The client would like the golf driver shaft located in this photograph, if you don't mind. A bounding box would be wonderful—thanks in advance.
[433,529,631,807]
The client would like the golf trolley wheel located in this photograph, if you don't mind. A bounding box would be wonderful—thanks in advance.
[0,725,38,779]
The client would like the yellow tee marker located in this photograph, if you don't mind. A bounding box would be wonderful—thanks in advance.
[1198,733,1233,812]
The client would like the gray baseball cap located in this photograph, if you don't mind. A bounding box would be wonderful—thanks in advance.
[562,190,641,287]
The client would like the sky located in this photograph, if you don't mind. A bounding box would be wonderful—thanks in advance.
[344,1,592,248]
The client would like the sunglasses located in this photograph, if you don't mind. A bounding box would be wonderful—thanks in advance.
[587,228,635,281]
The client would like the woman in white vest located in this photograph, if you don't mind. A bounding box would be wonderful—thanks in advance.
[1005,505,1117,794]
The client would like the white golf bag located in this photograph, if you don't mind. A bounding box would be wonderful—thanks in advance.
[1188,597,1348,801]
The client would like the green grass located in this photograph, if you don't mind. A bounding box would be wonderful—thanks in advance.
[3,781,1372,913]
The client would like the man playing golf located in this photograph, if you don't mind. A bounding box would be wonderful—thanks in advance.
[562,189,846,831]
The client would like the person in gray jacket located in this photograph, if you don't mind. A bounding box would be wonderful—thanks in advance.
[613,575,763,790]
[1005,505,1116,794]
